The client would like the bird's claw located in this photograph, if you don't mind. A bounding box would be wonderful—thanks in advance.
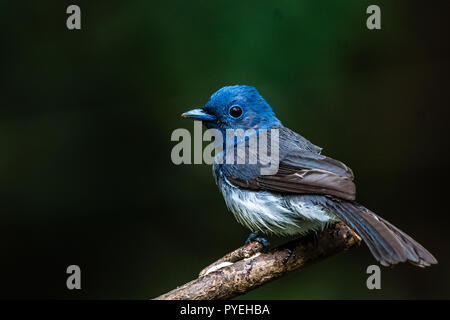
[245,232,270,247]
[245,232,258,244]
[283,248,296,264]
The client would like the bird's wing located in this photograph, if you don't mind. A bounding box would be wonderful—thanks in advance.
[226,149,356,201]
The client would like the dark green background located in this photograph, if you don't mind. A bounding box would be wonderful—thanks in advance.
[1,1,449,299]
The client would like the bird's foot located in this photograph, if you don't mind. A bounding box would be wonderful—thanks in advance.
[245,232,258,244]
[245,232,270,247]
[282,248,296,264]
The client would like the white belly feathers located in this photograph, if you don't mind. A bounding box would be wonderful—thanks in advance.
[216,173,337,236]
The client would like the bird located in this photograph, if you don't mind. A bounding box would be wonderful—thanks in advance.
[181,85,437,267]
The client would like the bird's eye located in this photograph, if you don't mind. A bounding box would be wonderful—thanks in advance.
[229,106,242,118]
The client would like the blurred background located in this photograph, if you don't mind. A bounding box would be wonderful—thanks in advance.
[1,0,449,299]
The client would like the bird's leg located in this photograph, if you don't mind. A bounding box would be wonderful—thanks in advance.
[312,230,320,247]
[245,231,270,247]
[245,232,259,244]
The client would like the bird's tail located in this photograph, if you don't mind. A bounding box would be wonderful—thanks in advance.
[323,199,437,267]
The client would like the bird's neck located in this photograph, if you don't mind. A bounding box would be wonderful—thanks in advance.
[211,124,282,168]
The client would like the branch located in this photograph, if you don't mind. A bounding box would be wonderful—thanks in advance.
[154,222,361,300]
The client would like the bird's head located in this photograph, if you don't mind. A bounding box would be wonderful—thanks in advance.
[182,85,281,131]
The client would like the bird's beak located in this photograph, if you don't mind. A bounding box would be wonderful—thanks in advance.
[181,108,216,121]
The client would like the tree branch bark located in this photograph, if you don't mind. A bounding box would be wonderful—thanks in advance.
[154,222,361,300]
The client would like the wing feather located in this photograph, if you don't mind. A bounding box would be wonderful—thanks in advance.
[224,126,356,200]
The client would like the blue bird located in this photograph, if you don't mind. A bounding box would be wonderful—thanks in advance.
[182,85,437,267]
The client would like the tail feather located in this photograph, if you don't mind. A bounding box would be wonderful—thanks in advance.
[377,216,437,267]
[322,198,437,267]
